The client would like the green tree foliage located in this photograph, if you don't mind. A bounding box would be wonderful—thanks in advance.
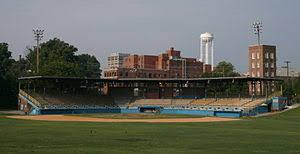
[0,43,14,76]
[26,38,101,77]
[0,38,102,109]
[201,61,240,78]
[0,43,18,109]
[213,61,240,77]
[77,54,101,78]
[282,77,300,104]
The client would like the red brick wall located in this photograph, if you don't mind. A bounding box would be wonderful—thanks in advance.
[166,47,180,57]
[18,96,32,112]
[203,64,212,73]
[104,47,204,79]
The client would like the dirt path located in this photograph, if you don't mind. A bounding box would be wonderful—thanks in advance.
[6,115,240,123]
[0,110,24,114]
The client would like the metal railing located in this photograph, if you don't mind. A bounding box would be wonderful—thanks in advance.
[19,89,41,107]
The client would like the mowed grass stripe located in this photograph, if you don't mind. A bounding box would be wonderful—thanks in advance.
[0,108,300,153]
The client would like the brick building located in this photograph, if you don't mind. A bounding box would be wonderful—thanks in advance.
[107,53,130,68]
[248,45,276,95]
[104,47,210,79]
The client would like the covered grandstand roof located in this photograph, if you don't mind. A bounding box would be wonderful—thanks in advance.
[18,76,282,83]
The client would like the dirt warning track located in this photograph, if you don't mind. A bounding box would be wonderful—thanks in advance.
[7,115,240,123]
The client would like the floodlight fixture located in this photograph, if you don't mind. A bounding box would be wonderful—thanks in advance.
[33,29,44,73]
[252,21,263,45]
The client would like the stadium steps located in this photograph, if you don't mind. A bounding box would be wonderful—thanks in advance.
[19,89,42,107]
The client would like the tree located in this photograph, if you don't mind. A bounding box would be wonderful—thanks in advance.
[25,38,101,77]
[0,43,14,77]
[76,54,101,78]
[0,43,18,109]
[201,61,240,78]
[213,61,240,77]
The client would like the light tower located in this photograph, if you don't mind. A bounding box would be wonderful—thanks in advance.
[252,21,262,45]
[200,32,214,70]
[284,61,291,77]
[33,29,44,73]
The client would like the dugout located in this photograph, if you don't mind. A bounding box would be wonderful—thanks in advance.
[139,106,162,113]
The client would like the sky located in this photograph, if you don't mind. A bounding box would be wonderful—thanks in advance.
[0,0,299,73]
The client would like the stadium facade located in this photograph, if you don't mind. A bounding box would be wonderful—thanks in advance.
[17,76,286,117]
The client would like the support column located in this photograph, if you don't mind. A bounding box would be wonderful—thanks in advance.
[211,41,214,71]
[259,81,262,96]
[205,42,209,64]
[266,81,269,99]
[200,39,203,62]
[251,81,255,100]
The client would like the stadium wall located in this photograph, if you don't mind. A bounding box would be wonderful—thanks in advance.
[38,108,242,117]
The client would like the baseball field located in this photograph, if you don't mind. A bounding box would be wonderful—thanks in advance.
[1,108,300,153]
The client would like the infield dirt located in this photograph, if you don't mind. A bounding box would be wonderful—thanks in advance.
[7,115,240,122]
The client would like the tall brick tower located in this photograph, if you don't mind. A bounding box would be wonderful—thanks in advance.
[248,45,276,95]
[249,45,276,78]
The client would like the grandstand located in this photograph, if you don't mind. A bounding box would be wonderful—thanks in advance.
[17,76,285,117]
[130,99,194,106]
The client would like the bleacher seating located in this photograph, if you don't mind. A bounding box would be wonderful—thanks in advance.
[190,99,215,105]
[20,89,269,112]
[190,98,252,107]
[130,99,193,106]
[30,92,114,106]
[130,99,172,106]
[210,98,251,107]
[114,97,133,105]
[243,98,266,107]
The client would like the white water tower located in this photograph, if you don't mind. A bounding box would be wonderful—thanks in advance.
[200,32,214,70]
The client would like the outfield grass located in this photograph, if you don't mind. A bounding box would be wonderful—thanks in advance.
[70,113,205,119]
[1,108,300,153]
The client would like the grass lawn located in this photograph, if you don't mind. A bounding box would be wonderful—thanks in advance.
[1,108,300,153]
[70,113,206,119]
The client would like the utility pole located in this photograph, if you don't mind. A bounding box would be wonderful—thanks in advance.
[222,65,225,77]
[284,61,291,77]
[33,29,44,73]
[252,21,263,45]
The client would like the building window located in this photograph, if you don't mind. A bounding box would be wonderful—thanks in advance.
[125,72,128,77]
[270,53,274,59]
[271,72,274,77]
[265,62,268,68]
[270,63,274,68]
[257,62,260,68]
[265,72,269,76]
[252,53,255,59]
[257,52,260,59]
[265,52,269,59]
[252,62,255,68]
[252,72,255,77]
[257,71,260,77]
